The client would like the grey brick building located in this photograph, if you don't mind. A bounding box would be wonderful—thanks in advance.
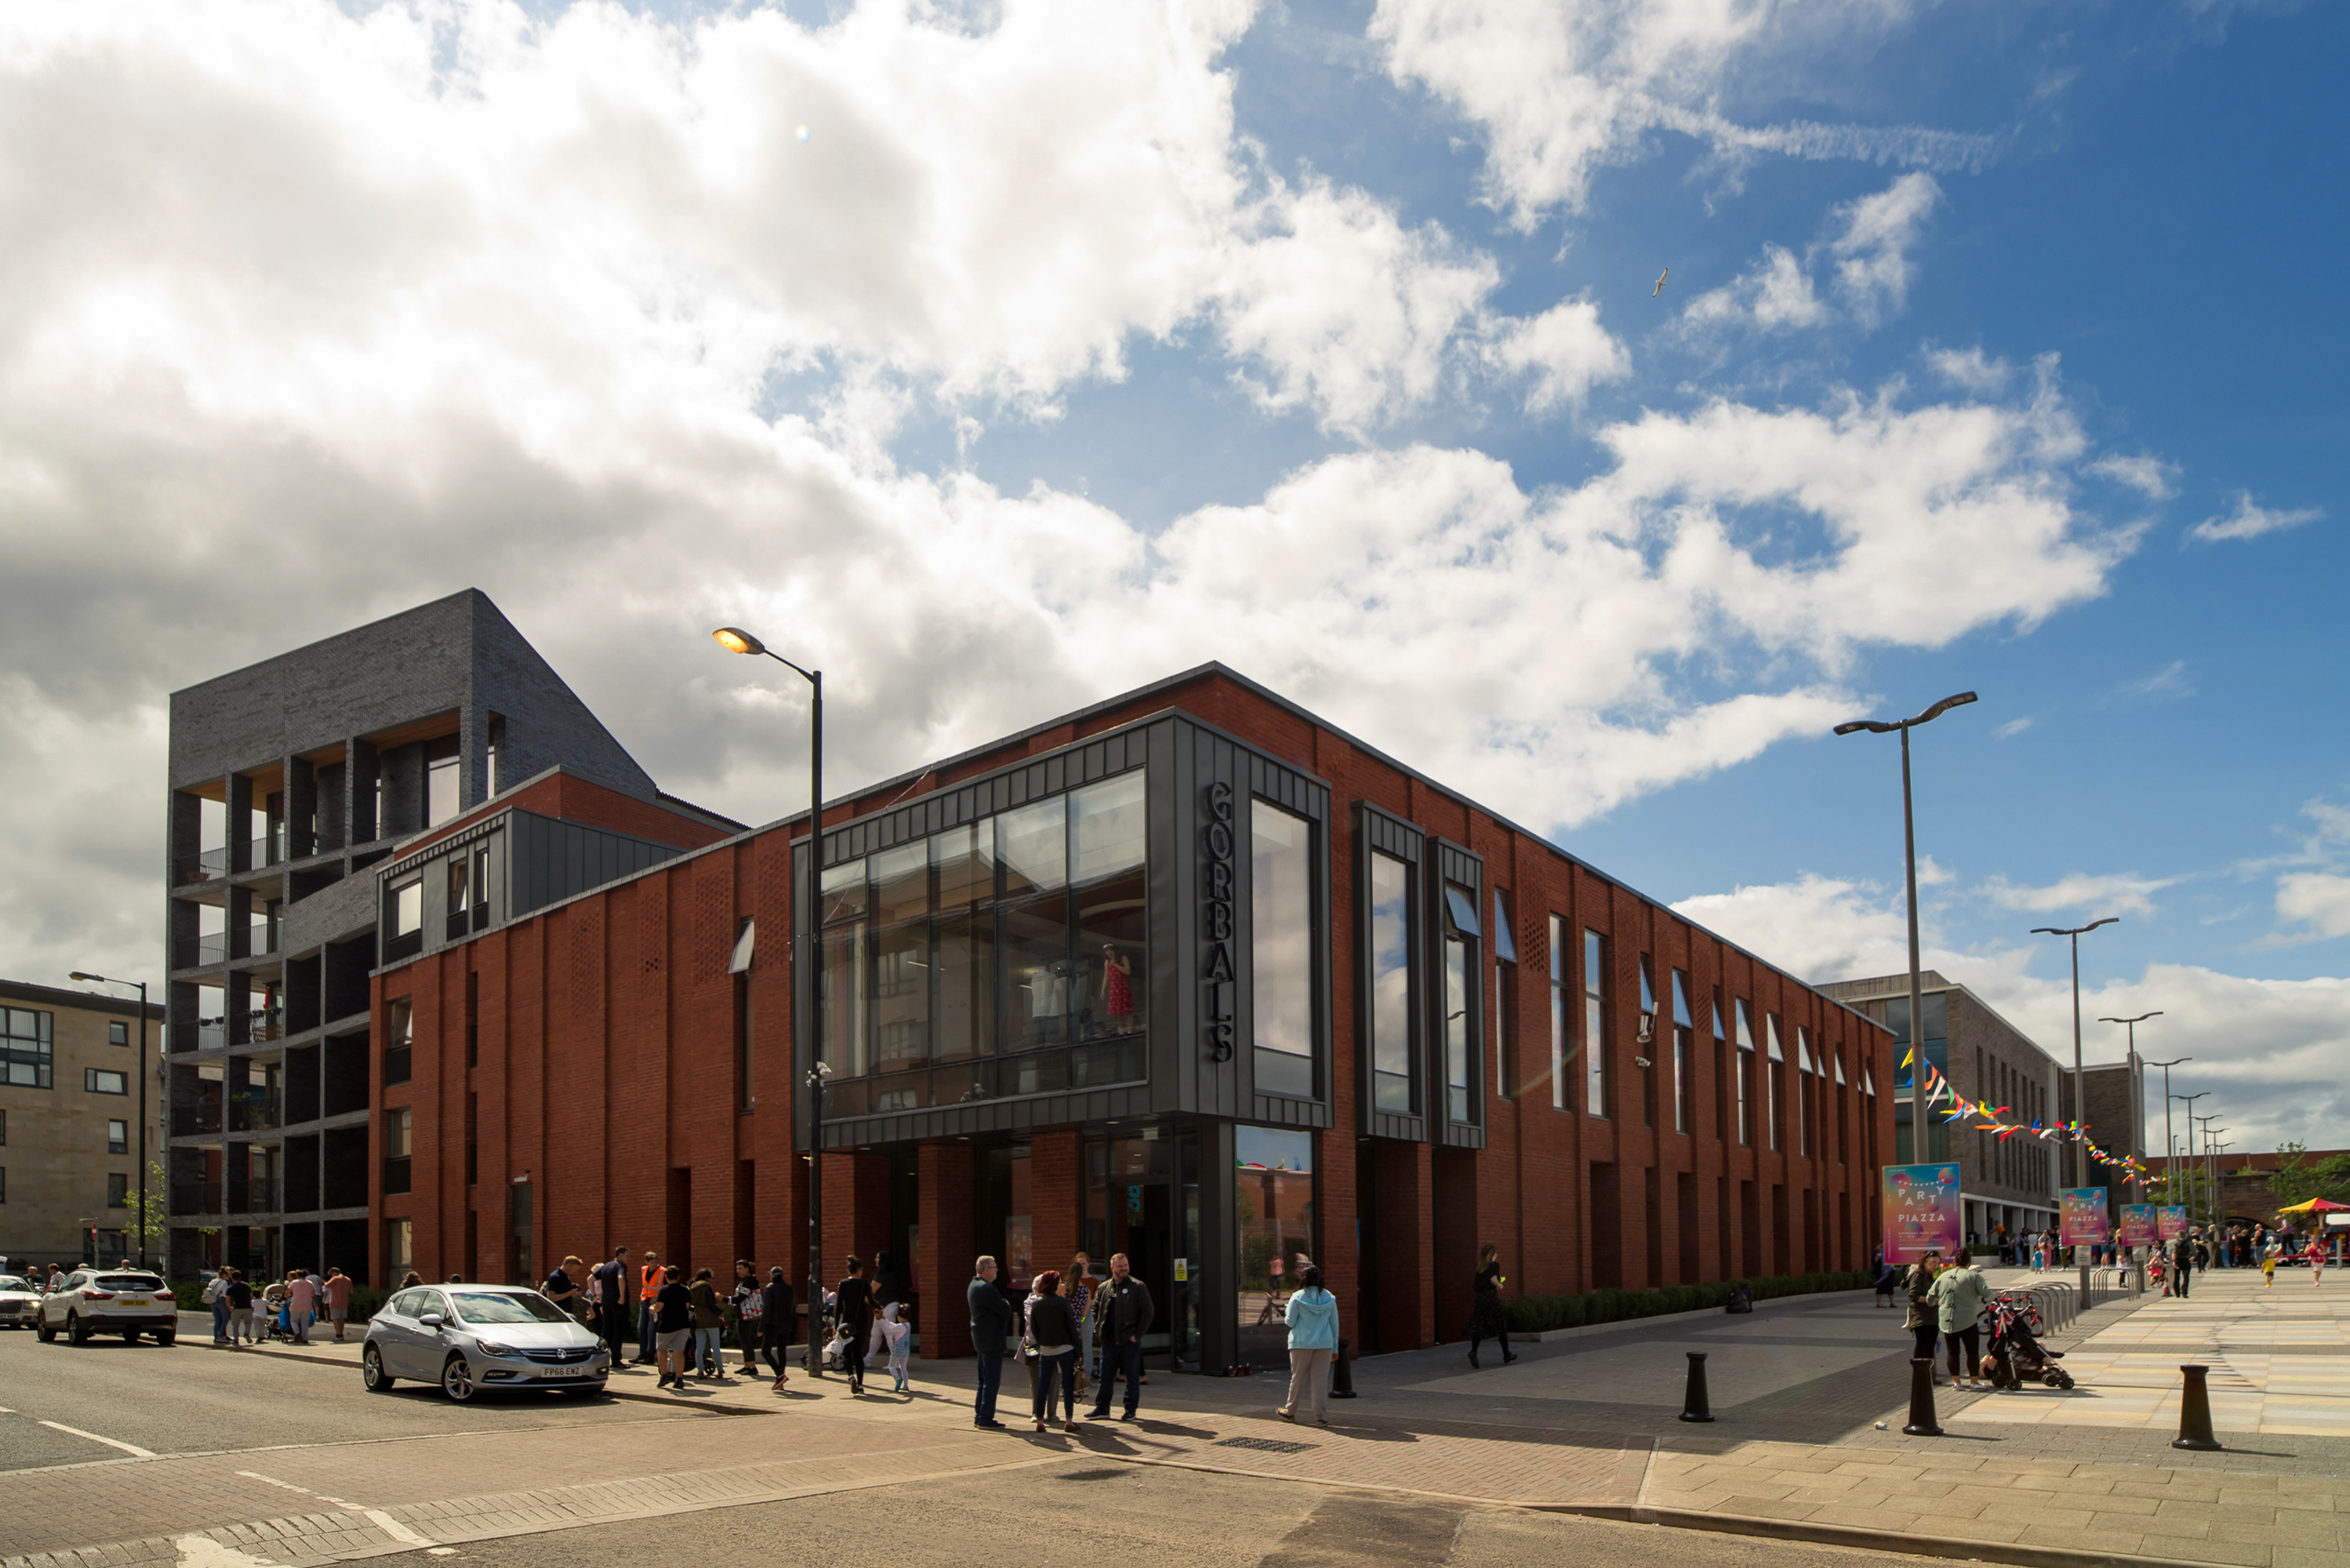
[1818,970,2068,1247]
[163,590,738,1283]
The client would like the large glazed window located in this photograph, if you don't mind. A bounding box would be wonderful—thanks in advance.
[1672,970,1694,1136]
[1252,801,1315,1099]
[1368,851,1414,1113]
[813,769,1150,1118]
[2,1007,52,1089]
[1549,916,1567,1110]
[383,874,424,962]
[1734,1000,1755,1146]
[1440,885,1479,1124]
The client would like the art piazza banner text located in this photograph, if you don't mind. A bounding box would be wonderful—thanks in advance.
[2060,1187,2110,1247]
[2117,1204,2159,1248]
[2159,1207,2189,1240]
[1882,1163,1963,1262]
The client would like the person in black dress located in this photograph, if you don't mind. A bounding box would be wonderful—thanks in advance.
[1466,1243,1516,1369]
[835,1255,875,1395]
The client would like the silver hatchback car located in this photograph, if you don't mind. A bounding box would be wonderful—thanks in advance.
[361,1282,607,1402]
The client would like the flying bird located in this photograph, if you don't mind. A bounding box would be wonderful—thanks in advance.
[1652,267,1669,297]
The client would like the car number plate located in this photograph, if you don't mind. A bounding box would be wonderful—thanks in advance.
[116,1298,150,1307]
[543,1365,584,1377]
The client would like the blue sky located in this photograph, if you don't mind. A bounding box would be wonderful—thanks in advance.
[0,0,2341,1156]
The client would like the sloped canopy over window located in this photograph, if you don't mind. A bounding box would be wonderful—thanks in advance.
[1834,1051,1847,1085]
[729,920,755,975]
[1490,891,1516,961]
[1864,1064,1876,1096]
[1765,1014,1785,1062]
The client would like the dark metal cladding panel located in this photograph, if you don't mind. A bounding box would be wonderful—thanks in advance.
[792,837,813,1154]
[1428,836,1487,1145]
[1147,719,1185,1116]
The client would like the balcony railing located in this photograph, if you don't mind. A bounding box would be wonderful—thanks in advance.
[819,1036,1147,1120]
[173,1101,225,1137]
[251,924,280,956]
[236,1179,280,1213]
[179,847,230,885]
[243,829,286,869]
[171,1182,223,1215]
[249,1009,285,1043]
[176,933,227,969]
[191,1021,226,1053]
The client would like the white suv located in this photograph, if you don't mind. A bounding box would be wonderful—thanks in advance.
[38,1268,178,1345]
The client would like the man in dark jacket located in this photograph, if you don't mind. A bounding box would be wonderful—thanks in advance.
[968,1255,1015,1428]
[1087,1251,1155,1422]
[2171,1235,2196,1300]
[593,1247,633,1367]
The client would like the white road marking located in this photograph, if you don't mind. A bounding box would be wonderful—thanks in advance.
[174,1533,280,1568]
[38,1419,155,1457]
[237,1469,438,1548]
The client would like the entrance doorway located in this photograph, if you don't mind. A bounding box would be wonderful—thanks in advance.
[1082,1129,1200,1370]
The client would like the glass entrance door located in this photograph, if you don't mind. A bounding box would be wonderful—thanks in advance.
[1083,1128,1200,1372]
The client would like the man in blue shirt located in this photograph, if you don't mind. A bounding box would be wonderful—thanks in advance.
[968,1255,1015,1429]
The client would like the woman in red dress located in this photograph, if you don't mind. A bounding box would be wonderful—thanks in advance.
[1102,942,1135,1033]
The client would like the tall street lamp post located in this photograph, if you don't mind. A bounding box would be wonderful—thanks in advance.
[713,626,825,1377]
[2030,918,2118,1294]
[69,972,149,1269]
[2138,1052,2189,1214]
[2098,1012,2164,1200]
[2171,1091,2208,1218]
[1834,691,1978,1187]
[2197,1117,2225,1237]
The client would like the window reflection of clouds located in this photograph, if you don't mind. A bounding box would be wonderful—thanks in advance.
[1252,801,1313,1098]
[1370,851,1412,1112]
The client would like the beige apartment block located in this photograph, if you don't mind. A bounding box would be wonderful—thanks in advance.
[0,978,165,1273]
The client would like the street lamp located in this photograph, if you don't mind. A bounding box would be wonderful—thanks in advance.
[1834,691,1977,1189]
[712,626,826,1377]
[2196,1116,2225,1236]
[2170,1090,2208,1218]
[2134,1051,2188,1214]
[2030,917,2118,1293]
[70,972,149,1269]
[2098,1012,2163,1200]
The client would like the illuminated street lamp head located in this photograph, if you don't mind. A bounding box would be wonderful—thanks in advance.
[712,627,766,657]
[69,971,104,982]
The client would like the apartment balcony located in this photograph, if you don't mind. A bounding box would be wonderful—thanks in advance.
[173,1099,225,1137]
[176,933,228,969]
[171,1182,223,1215]
[229,1090,281,1133]
[178,848,230,886]
[249,1008,285,1043]
[243,829,287,871]
[236,1179,280,1214]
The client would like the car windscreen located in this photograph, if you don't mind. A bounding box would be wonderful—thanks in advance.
[0,1276,28,1291]
[96,1276,164,1290]
[448,1290,568,1326]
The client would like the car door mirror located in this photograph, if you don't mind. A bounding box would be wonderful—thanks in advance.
[418,1312,445,1330]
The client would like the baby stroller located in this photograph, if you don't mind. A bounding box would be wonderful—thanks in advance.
[263,1294,301,1345]
[1981,1296,2073,1390]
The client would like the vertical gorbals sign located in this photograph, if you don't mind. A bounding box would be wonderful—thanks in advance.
[1202,781,1236,1062]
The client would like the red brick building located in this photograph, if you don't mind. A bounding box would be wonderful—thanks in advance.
[372,664,1894,1370]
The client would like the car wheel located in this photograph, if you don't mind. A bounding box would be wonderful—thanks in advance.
[36,1314,56,1343]
[441,1355,478,1403]
[363,1345,396,1392]
[68,1314,90,1345]
[156,1328,176,1348]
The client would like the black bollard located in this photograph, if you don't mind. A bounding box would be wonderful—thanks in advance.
[1902,1356,1944,1437]
[1331,1338,1357,1399]
[2174,1364,2222,1451]
[1678,1351,1716,1423]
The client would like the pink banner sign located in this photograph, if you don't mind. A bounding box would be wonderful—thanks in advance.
[2061,1187,2110,1247]
[2117,1204,2159,1247]
[1881,1163,1963,1263]
[2159,1206,2189,1240]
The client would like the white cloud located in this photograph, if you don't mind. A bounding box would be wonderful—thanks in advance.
[1825,172,1940,325]
[1928,347,2011,394]
[1674,872,2350,1157]
[1992,717,2033,739]
[1482,294,1632,413]
[1981,871,2182,919]
[1676,173,1936,339]
[2119,659,2193,699]
[2276,873,2350,942]
[1678,245,1826,335]
[2190,492,2323,544]
[2089,452,2178,500]
[1368,0,1981,226]
[1215,177,1502,434]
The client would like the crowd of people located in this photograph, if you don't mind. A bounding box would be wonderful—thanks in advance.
[194,1265,354,1344]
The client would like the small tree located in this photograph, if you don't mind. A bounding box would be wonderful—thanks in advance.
[2270,1142,2350,1209]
